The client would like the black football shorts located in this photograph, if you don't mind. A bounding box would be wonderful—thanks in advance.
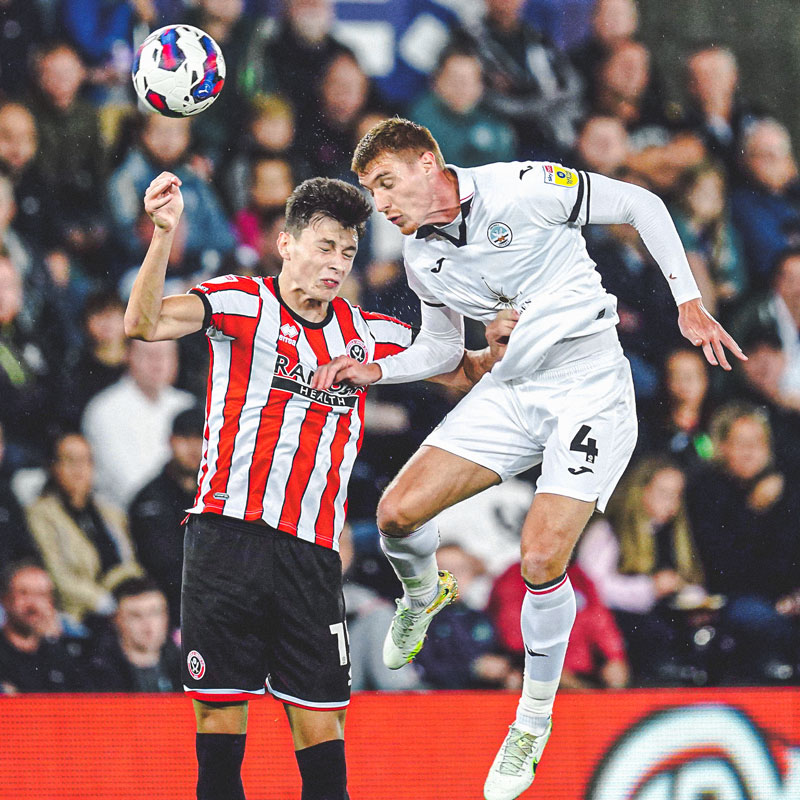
[181,513,350,709]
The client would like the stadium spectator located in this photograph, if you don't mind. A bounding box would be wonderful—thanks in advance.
[64,289,129,423]
[731,118,800,288]
[0,0,45,100]
[687,403,800,682]
[407,44,516,168]
[0,254,69,464]
[108,113,235,268]
[82,338,195,508]
[488,560,629,689]
[89,577,181,692]
[29,42,110,277]
[573,114,630,177]
[455,0,585,157]
[128,406,205,630]
[578,457,710,684]
[414,544,521,690]
[298,51,375,179]
[0,421,40,567]
[233,157,294,259]
[26,432,142,623]
[340,525,425,691]
[636,348,715,476]
[732,248,800,398]
[594,40,706,194]
[671,162,747,317]
[241,0,352,123]
[683,44,764,178]
[569,0,640,104]
[0,561,87,693]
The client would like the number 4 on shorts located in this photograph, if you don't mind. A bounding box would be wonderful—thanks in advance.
[570,424,598,463]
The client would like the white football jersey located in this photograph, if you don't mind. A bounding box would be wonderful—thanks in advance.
[395,161,699,380]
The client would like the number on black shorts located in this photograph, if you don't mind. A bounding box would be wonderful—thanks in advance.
[570,424,599,463]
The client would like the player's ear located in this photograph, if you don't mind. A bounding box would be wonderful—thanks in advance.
[277,230,293,261]
[420,151,437,173]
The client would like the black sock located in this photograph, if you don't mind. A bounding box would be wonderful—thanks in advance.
[295,739,348,800]
[196,733,247,800]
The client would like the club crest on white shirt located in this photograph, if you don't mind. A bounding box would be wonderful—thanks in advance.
[487,221,513,248]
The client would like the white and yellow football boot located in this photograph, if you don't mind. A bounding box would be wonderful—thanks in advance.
[484,718,552,800]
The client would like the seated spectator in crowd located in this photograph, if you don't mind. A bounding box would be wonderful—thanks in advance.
[0,0,45,100]
[89,577,181,692]
[408,44,516,168]
[732,248,800,399]
[233,157,294,260]
[456,0,584,158]
[184,0,251,164]
[128,406,204,631]
[82,338,195,508]
[0,255,71,465]
[341,525,424,691]
[573,114,630,177]
[682,44,764,179]
[488,561,629,689]
[0,422,40,567]
[241,0,352,124]
[26,432,142,624]
[298,51,376,179]
[688,404,800,681]
[108,113,235,268]
[731,118,800,288]
[0,561,87,693]
[671,162,747,317]
[414,545,521,690]
[594,40,706,195]
[222,94,310,214]
[64,289,129,424]
[637,348,715,476]
[578,457,710,684]
[29,42,110,276]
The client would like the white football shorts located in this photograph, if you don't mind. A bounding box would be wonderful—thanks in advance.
[423,345,637,512]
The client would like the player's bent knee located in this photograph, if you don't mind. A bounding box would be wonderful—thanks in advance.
[376,493,420,536]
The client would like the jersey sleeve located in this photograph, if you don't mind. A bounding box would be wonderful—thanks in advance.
[358,309,415,359]
[189,275,261,336]
[516,161,590,227]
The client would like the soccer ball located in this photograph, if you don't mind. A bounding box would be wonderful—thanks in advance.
[132,25,226,117]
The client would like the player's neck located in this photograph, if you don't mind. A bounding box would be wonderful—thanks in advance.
[421,168,462,227]
[276,272,329,323]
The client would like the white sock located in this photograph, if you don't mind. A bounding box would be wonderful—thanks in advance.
[515,573,576,735]
[380,519,440,609]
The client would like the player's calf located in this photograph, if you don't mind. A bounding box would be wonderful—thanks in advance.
[295,739,348,800]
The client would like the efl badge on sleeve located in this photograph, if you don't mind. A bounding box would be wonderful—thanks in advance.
[542,164,578,187]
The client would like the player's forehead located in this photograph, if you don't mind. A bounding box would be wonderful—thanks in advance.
[358,152,417,187]
[300,214,359,247]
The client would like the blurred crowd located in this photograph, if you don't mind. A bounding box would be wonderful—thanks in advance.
[0,0,798,694]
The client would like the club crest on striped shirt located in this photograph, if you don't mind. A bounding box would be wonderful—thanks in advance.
[346,339,368,363]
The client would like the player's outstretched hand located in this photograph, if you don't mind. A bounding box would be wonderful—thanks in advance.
[678,298,747,371]
[144,171,184,233]
[485,308,520,363]
[311,355,382,391]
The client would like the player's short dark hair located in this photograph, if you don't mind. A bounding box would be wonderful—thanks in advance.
[351,116,445,174]
[284,177,371,240]
[113,576,164,604]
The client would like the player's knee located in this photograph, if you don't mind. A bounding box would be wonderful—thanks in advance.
[376,492,418,536]
[520,547,567,586]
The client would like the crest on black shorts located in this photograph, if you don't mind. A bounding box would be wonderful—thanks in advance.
[346,339,368,363]
[187,649,206,680]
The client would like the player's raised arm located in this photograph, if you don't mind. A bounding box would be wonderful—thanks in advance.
[579,171,747,370]
[124,171,206,341]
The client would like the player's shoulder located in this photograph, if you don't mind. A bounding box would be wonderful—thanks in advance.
[193,274,261,295]
[338,297,412,331]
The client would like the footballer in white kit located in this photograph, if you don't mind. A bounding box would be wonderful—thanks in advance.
[314,119,745,800]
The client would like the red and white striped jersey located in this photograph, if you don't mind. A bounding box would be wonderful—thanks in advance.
[187,274,413,551]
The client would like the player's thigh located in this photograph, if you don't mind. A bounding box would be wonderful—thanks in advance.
[519,492,596,582]
[193,700,249,734]
[284,705,346,750]
[181,515,273,701]
[268,533,351,711]
[377,444,501,532]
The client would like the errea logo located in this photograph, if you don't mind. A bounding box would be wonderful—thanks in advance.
[279,323,299,345]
